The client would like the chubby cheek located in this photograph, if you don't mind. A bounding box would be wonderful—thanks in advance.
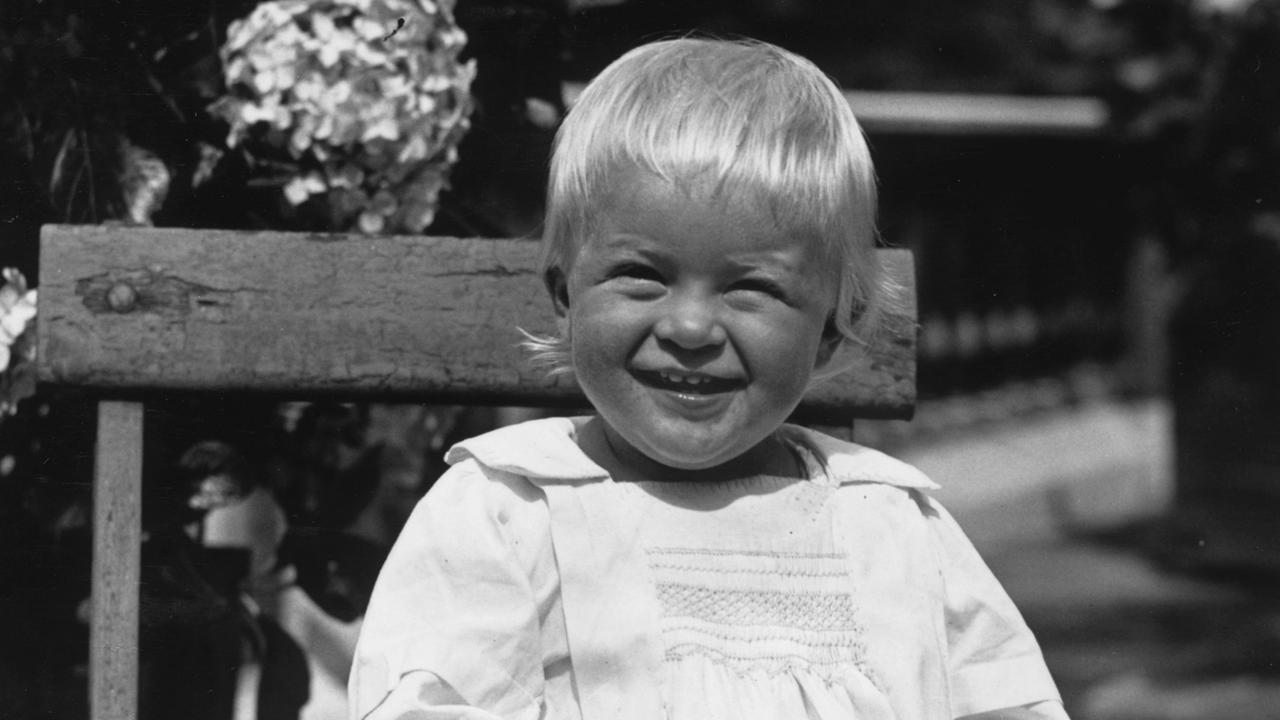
[753,361,816,424]
[566,303,634,394]
[749,320,826,388]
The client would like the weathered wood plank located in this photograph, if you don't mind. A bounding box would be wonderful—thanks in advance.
[91,400,143,720]
[37,224,916,418]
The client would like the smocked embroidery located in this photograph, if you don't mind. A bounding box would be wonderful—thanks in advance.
[648,562,848,578]
[656,584,862,631]
[645,547,878,688]
[649,547,845,560]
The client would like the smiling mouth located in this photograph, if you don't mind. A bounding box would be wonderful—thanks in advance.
[633,369,744,395]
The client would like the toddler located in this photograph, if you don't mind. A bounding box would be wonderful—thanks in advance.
[350,38,1069,720]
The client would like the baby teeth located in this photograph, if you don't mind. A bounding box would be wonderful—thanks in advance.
[660,371,705,385]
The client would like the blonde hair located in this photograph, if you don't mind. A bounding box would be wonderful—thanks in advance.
[525,37,896,382]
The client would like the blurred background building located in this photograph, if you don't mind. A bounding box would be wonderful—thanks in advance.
[3,0,1280,718]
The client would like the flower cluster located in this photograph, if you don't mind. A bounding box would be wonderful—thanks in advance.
[0,268,37,418]
[211,0,475,234]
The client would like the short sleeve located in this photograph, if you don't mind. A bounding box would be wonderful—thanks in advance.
[349,460,551,720]
[923,497,1064,717]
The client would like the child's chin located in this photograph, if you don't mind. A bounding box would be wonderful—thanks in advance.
[653,454,728,471]
[645,442,752,473]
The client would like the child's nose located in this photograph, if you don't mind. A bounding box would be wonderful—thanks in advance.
[653,295,727,349]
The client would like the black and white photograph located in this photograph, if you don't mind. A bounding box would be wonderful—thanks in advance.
[2,1,1279,718]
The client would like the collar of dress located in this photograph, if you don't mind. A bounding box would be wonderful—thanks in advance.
[444,416,938,490]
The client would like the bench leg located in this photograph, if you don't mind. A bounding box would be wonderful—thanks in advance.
[91,400,144,720]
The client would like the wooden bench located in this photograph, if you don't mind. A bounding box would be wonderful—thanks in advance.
[36,223,917,720]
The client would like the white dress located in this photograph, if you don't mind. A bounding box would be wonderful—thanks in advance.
[349,417,1066,720]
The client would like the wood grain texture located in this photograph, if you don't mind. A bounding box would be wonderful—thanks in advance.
[38,224,916,419]
[91,400,143,720]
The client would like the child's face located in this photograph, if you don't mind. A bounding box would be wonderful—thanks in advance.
[553,168,839,476]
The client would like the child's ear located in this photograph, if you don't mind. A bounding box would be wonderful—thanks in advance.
[545,266,571,334]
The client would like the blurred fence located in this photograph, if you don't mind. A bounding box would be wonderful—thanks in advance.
[864,101,1132,401]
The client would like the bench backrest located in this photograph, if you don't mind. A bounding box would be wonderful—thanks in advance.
[36,223,917,720]
[40,225,916,416]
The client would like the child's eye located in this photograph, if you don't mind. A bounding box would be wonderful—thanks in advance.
[730,278,789,300]
[608,263,663,283]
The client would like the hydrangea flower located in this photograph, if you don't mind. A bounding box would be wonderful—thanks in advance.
[211,0,475,234]
[0,268,37,418]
